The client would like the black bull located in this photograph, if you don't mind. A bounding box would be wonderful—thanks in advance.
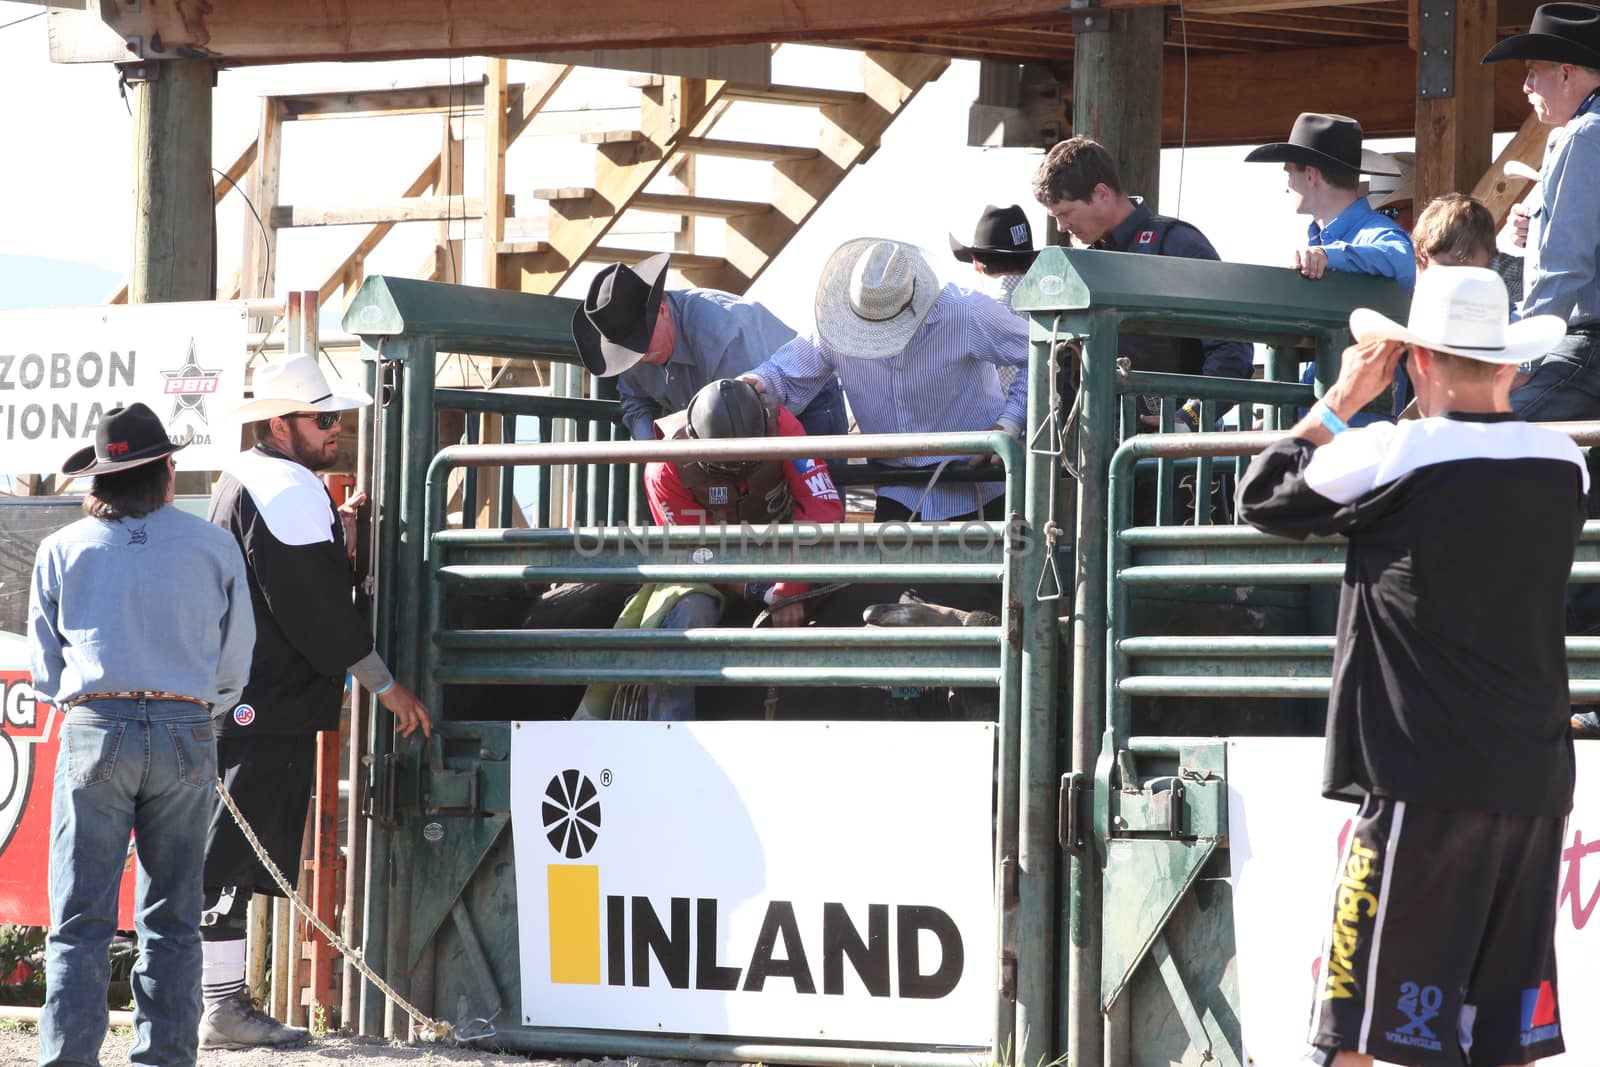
[441,581,1001,723]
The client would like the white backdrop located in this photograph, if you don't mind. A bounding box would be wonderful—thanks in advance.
[1229,737,1598,1066]
[0,301,248,474]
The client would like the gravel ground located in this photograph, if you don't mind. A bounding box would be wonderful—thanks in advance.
[0,1024,699,1067]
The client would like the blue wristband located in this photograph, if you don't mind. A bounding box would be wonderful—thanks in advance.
[373,679,394,697]
[1313,400,1348,436]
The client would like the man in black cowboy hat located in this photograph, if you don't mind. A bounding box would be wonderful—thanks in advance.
[29,403,255,1067]
[1483,3,1600,422]
[951,204,1038,314]
[1245,113,1415,289]
[571,253,848,444]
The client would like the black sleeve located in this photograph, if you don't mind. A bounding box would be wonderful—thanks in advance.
[237,490,374,679]
[1236,437,1369,540]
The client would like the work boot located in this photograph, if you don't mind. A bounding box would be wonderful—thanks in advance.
[199,989,310,1049]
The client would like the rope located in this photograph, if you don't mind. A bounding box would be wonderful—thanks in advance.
[212,778,460,1044]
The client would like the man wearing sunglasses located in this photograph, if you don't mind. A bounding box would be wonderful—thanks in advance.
[198,354,431,1049]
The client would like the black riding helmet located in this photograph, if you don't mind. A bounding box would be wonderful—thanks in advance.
[685,378,775,479]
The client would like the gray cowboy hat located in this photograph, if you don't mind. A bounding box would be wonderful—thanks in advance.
[1483,2,1600,66]
[61,402,192,477]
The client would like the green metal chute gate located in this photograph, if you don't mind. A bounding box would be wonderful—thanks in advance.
[341,275,1046,1065]
[1011,247,1409,1067]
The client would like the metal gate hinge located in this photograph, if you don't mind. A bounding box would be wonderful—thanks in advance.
[1059,771,1088,853]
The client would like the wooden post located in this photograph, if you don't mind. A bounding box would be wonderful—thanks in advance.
[482,59,510,290]
[437,115,464,284]
[130,60,214,303]
[1414,0,1497,206]
[1073,8,1164,212]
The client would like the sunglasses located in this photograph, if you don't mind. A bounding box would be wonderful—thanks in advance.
[291,411,343,430]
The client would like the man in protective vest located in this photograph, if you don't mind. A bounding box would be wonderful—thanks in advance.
[641,378,844,720]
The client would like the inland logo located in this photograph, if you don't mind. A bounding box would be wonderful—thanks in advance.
[542,767,964,998]
[159,339,222,425]
[1520,980,1560,1047]
[0,670,61,857]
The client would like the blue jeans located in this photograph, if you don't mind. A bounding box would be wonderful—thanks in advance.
[795,376,849,438]
[40,699,217,1067]
[1512,329,1600,421]
[647,593,723,722]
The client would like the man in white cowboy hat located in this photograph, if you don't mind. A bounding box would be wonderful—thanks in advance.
[29,403,254,1067]
[196,354,430,1049]
[742,237,1029,523]
[1237,267,1581,1067]
[572,252,848,444]
[1484,2,1600,420]
[1245,114,1415,289]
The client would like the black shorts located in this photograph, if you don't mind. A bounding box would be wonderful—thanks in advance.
[203,734,317,897]
[1308,795,1566,1066]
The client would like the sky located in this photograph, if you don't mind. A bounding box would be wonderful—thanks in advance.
[0,0,1392,333]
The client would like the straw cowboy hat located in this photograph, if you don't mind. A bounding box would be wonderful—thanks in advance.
[1349,265,1565,365]
[231,354,373,423]
[1246,113,1398,175]
[61,402,191,477]
[571,252,671,377]
[815,238,941,360]
[1482,2,1600,67]
[950,204,1038,272]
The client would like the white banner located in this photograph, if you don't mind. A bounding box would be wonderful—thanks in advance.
[510,721,996,1045]
[0,302,250,473]
[1228,737,1598,1066]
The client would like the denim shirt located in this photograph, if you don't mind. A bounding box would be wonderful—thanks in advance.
[1308,199,1416,291]
[1521,91,1600,324]
[617,289,799,440]
[28,504,255,709]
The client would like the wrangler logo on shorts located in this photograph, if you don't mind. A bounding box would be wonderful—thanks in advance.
[1322,836,1379,1000]
[1385,981,1443,1051]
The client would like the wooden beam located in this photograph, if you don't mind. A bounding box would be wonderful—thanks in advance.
[131,60,214,303]
[1159,41,1530,146]
[1470,111,1551,226]
[483,59,509,290]
[58,0,1089,65]
[1075,8,1165,209]
[1414,0,1496,205]
[276,80,486,120]
[272,196,502,228]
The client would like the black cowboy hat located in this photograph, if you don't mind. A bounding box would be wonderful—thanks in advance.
[1244,113,1396,175]
[949,204,1038,272]
[61,402,192,477]
[1482,2,1600,66]
[570,252,671,377]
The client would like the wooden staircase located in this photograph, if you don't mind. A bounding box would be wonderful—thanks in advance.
[497,49,950,295]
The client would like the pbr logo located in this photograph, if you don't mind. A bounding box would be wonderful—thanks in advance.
[159,339,223,425]
[0,671,61,857]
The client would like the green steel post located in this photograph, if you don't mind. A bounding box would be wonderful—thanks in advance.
[1015,319,1066,1067]
[1067,312,1118,1067]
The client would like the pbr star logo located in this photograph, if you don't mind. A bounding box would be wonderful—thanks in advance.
[160,340,223,424]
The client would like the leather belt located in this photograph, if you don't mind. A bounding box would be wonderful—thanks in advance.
[68,690,211,711]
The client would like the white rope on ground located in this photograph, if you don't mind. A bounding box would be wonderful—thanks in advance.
[212,778,456,1043]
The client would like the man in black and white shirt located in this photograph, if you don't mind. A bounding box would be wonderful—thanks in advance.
[199,355,431,1049]
[1238,267,1581,1067]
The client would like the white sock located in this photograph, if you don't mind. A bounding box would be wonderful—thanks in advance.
[201,938,247,1005]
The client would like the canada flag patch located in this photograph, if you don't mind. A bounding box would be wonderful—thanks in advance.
[1135,229,1158,247]
[232,704,256,727]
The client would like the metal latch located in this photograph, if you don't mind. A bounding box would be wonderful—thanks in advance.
[364,752,401,828]
[1059,771,1088,853]
[421,734,481,815]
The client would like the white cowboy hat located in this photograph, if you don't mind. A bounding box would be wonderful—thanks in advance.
[815,238,941,360]
[230,353,374,422]
[1349,266,1565,365]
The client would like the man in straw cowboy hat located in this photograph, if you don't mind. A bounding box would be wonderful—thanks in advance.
[1245,114,1415,289]
[196,354,430,1049]
[1238,268,1581,1067]
[1483,2,1600,420]
[742,237,1029,523]
[29,403,254,1067]
[572,252,848,444]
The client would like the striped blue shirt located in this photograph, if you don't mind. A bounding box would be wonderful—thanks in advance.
[749,284,1029,519]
